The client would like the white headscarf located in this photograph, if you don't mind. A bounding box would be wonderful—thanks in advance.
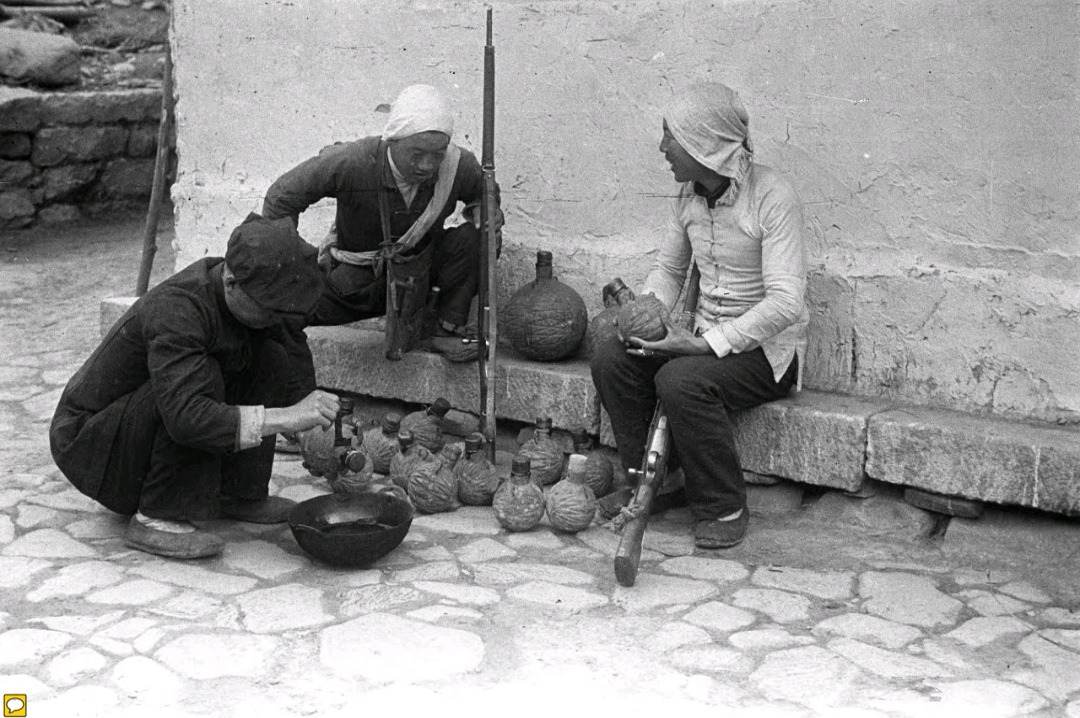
[666,82,753,189]
[381,84,454,141]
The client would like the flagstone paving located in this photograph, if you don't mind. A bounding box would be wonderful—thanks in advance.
[1,218,1079,717]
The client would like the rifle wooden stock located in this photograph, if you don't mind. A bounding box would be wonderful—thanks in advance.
[477,7,498,461]
[613,264,701,587]
[614,412,669,586]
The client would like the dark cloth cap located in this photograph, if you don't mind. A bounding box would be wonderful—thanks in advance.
[225,213,322,316]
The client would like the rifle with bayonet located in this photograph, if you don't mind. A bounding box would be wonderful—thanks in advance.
[477,7,498,462]
[613,263,701,587]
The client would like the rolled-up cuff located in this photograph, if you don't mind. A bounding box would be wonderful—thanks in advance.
[702,325,734,359]
[236,405,266,451]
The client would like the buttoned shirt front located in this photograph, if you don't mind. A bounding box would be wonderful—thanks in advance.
[641,162,809,385]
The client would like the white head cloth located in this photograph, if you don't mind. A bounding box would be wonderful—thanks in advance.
[666,82,753,187]
[381,84,454,141]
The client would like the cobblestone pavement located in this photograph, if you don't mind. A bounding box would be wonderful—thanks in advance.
[2,217,1079,718]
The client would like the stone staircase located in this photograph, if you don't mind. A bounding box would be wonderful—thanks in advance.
[101,298,1080,518]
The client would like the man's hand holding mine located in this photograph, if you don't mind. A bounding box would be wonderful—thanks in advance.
[466,204,504,256]
[293,390,340,431]
[265,390,339,437]
[626,312,713,357]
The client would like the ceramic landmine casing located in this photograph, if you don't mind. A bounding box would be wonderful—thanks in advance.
[492,457,545,531]
[545,453,597,533]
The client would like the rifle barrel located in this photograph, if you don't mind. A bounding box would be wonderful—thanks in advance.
[482,7,495,167]
[478,6,498,461]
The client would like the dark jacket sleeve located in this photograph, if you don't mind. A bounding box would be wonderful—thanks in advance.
[262,143,356,226]
[270,322,318,405]
[142,290,241,452]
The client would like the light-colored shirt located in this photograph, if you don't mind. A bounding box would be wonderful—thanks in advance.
[641,162,809,386]
[387,149,420,208]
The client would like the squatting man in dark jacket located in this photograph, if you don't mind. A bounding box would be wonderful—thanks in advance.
[50,214,341,559]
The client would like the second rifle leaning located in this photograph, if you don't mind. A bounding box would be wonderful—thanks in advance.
[613,263,701,587]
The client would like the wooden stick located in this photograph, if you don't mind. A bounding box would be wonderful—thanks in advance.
[135,41,172,296]
[0,4,93,22]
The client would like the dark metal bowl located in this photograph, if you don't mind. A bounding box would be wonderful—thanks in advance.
[287,492,414,568]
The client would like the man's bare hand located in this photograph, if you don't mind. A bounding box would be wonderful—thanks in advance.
[626,313,712,357]
[265,390,339,438]
[293,390,339,430]
[466,204,505,257]
[468,204,505,233]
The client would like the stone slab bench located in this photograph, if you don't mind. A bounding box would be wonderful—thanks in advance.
[307,324,600,434]
[599,389,878,493]
[866,407,1080,516]
[731,391,883,493]
[100,297,1080,516]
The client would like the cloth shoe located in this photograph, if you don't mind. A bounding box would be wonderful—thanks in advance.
[124,516,224,559]
[424,322,479,362]
[218,496,297,524]
[426,335,479,362]
[694,508,749,549]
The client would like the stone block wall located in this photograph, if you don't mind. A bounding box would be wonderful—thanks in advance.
[0,86,171,229]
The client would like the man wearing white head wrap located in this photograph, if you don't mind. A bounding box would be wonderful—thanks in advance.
[262,84,502,361]
[591,81,809,550]
[381,84,455,141]
[664,82,754,192]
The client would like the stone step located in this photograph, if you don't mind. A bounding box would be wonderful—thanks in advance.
[602,389,876,493]
[99,297,1080,516]
[731,390,881,493]
[307,324,600,434]
[866,407,1080,516]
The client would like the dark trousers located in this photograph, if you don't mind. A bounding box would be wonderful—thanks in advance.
[311,223,480,328]
[590,333,798,520]
[82,340,294,522]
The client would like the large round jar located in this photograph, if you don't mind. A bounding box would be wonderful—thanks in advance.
[502,251,588,361]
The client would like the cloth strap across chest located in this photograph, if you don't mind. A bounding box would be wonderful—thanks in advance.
[326,141,461,275]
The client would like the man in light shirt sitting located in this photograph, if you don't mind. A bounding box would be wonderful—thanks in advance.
[590,82,809,549]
